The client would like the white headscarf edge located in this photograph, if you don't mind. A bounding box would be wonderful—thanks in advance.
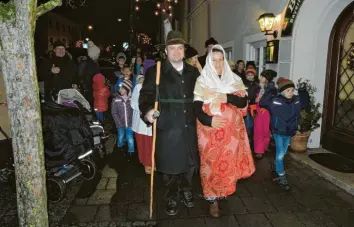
[196,44,245,95]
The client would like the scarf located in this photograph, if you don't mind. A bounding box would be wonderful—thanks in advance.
[194,45,246,115]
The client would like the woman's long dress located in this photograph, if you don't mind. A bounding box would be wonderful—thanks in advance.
[197,102,255,198]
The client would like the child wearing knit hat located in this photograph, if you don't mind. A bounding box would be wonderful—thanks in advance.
[259,77,302,190]
[111,79,135,158]
[243,67,258,138]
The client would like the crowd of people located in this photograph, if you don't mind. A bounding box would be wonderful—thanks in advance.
[38,30,309,218]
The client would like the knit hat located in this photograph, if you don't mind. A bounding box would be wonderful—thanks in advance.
[205,37,218,47]
[278,78,295,93]
[185,46,199,59]
[87,41,100,61]
[119,79,133,95]
[117,52,127,61]
[53,40,65,49]
[246,61,256,70]
[245,68,256,76]
[260,69,277,82]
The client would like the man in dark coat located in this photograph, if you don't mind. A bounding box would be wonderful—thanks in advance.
[198,37,218,68]
[39,41,78,99]
[139,31,199,216]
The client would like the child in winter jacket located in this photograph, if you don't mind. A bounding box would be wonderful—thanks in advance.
[93,73,110,121]
[260,78,303,190]
[253,69,277,159]
[112,64,135,93]
[243,67,259,137]
[111,79,135,156]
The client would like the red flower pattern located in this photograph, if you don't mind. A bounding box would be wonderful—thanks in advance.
[198,102,255,198]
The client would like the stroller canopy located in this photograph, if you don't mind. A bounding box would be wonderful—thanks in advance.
[57,89,91,112]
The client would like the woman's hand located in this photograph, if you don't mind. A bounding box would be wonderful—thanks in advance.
[211,116,227,129]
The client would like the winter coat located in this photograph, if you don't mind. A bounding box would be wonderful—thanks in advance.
[143,59,155,73]
[38,54,78,98]
[243,79,258,104]
[198,53,207,68]
[112,76,135,93]
[259,83,302,137]
[111,94,133,128]
[78,57,100,105]
[139,60,200,174]
[93,74,110,112]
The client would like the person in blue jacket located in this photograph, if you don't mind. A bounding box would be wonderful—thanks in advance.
[260,77,308,190]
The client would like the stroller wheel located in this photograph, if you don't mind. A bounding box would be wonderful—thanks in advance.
[47,177,66,202]
[80,159,97,180]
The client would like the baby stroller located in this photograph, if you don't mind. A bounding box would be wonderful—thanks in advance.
[42,100,98,202]
[57,89,108,158]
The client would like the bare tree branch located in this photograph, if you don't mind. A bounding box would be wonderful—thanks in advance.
[36,0,62,18]
[66,0,87,9]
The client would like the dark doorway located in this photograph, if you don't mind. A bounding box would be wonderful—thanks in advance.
[322,2,354,160]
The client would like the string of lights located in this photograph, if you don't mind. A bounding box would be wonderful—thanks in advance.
[135,0,178,17]
[137,33,152,45]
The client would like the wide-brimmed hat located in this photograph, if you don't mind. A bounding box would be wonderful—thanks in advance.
[155,31,186,48]
[166,31,187,46]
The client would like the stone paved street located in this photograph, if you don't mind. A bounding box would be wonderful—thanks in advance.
[1,140,354,227]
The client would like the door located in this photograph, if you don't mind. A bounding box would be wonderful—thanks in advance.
[322,2,354,160]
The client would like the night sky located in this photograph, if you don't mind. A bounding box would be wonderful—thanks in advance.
[52,0,162,45]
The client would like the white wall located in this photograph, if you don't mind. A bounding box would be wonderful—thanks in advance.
[189,0,209,54]
[208,0,289,61]
[290,0,353,148]
[189,0,353,149]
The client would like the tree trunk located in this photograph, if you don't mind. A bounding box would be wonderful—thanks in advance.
[0,0,60,226]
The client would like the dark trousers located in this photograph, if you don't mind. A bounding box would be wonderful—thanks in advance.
[162,167,195,200]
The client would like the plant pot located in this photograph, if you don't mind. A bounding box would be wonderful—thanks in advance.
[290,131,311,152]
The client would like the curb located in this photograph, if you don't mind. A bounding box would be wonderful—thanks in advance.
[288,151,354,196]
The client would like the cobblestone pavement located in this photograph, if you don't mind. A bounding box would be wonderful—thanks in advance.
[1,141,354,227]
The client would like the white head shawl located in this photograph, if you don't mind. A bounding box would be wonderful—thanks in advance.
[194,44,246,115]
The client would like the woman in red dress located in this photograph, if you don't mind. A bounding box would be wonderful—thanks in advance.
[194,45,255,217]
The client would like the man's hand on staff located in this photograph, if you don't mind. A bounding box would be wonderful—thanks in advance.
[145,109,158,123]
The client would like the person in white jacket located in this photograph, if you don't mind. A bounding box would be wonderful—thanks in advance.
[131,75,153,174]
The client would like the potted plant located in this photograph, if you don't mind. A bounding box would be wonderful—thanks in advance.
[290,79,322,152]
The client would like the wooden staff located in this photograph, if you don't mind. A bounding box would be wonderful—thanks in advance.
[150,61,161,219]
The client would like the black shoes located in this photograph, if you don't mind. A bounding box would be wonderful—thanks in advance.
[165,190,195,216]
[166,198,178,216]
[273,175,291,191]
[181,190,195,208]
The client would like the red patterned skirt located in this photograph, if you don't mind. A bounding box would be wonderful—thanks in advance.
[197,103,255,199]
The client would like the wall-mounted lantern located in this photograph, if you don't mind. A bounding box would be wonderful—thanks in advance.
[258,13,278,38]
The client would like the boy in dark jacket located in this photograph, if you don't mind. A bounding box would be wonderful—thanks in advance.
[259,78,302,190]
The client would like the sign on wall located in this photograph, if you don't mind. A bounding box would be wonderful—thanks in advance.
[281,0,305,37]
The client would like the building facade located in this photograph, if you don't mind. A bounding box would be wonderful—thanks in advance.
[35,12,82,55]
[188,0,354,159]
